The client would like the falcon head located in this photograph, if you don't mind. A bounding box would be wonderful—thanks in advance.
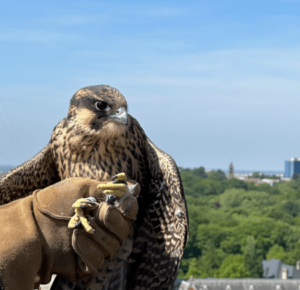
[67,85,128,139]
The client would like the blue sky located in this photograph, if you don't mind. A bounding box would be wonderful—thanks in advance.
[0,0,300,171]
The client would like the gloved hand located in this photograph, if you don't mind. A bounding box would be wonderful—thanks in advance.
[68,173,139,277]
[0,176,140,290]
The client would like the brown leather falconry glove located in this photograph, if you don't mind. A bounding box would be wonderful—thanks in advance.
[0,176,140,290]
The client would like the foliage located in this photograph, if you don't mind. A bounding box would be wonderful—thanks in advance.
[178,167,300,279]
[214,255,248,278]
[243,236,263,278]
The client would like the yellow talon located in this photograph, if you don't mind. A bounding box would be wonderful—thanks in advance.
[97,183,128,197]
[75,208,94,234]
[103,189,126,197]
[114,172,126,181]
[97,183,127,190]
[68,198,98,234]
[68,215,79,229]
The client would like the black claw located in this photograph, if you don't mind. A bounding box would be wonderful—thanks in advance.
[106,194,117,205]
[74,220,81,228]
[112,180,127,185]
[111,174,119,181]
[86,197,97,203]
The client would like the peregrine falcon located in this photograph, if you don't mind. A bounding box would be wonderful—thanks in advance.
[0,85,188,290]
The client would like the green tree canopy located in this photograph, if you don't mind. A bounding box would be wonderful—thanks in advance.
[178,166,300,279]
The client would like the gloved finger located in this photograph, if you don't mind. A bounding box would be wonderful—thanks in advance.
[116,194,139,221]
[72,230,106,274]
[96,202,131,241]
[87,218,121,258]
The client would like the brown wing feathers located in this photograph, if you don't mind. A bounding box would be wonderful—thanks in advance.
[127,138,188,290]
[0,144,60,205]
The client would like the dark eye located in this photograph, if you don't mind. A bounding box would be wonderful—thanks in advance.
[95,101,110,111]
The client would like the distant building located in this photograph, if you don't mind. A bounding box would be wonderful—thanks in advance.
[179,279,300,290]
[178,259,300,290]
[233,173,249,180]
[263,259,300,279]
[228,162,234,179]
[244,178,280,187]
[285,158,300,178]
[261,179,280,186]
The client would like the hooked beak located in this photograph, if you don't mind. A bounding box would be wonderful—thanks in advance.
[109,107,128,125]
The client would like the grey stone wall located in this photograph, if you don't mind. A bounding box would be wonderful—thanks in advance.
[179,279,300,290]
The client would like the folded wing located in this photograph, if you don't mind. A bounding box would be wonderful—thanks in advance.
[0,144,60,205]
[127,138,189,290]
